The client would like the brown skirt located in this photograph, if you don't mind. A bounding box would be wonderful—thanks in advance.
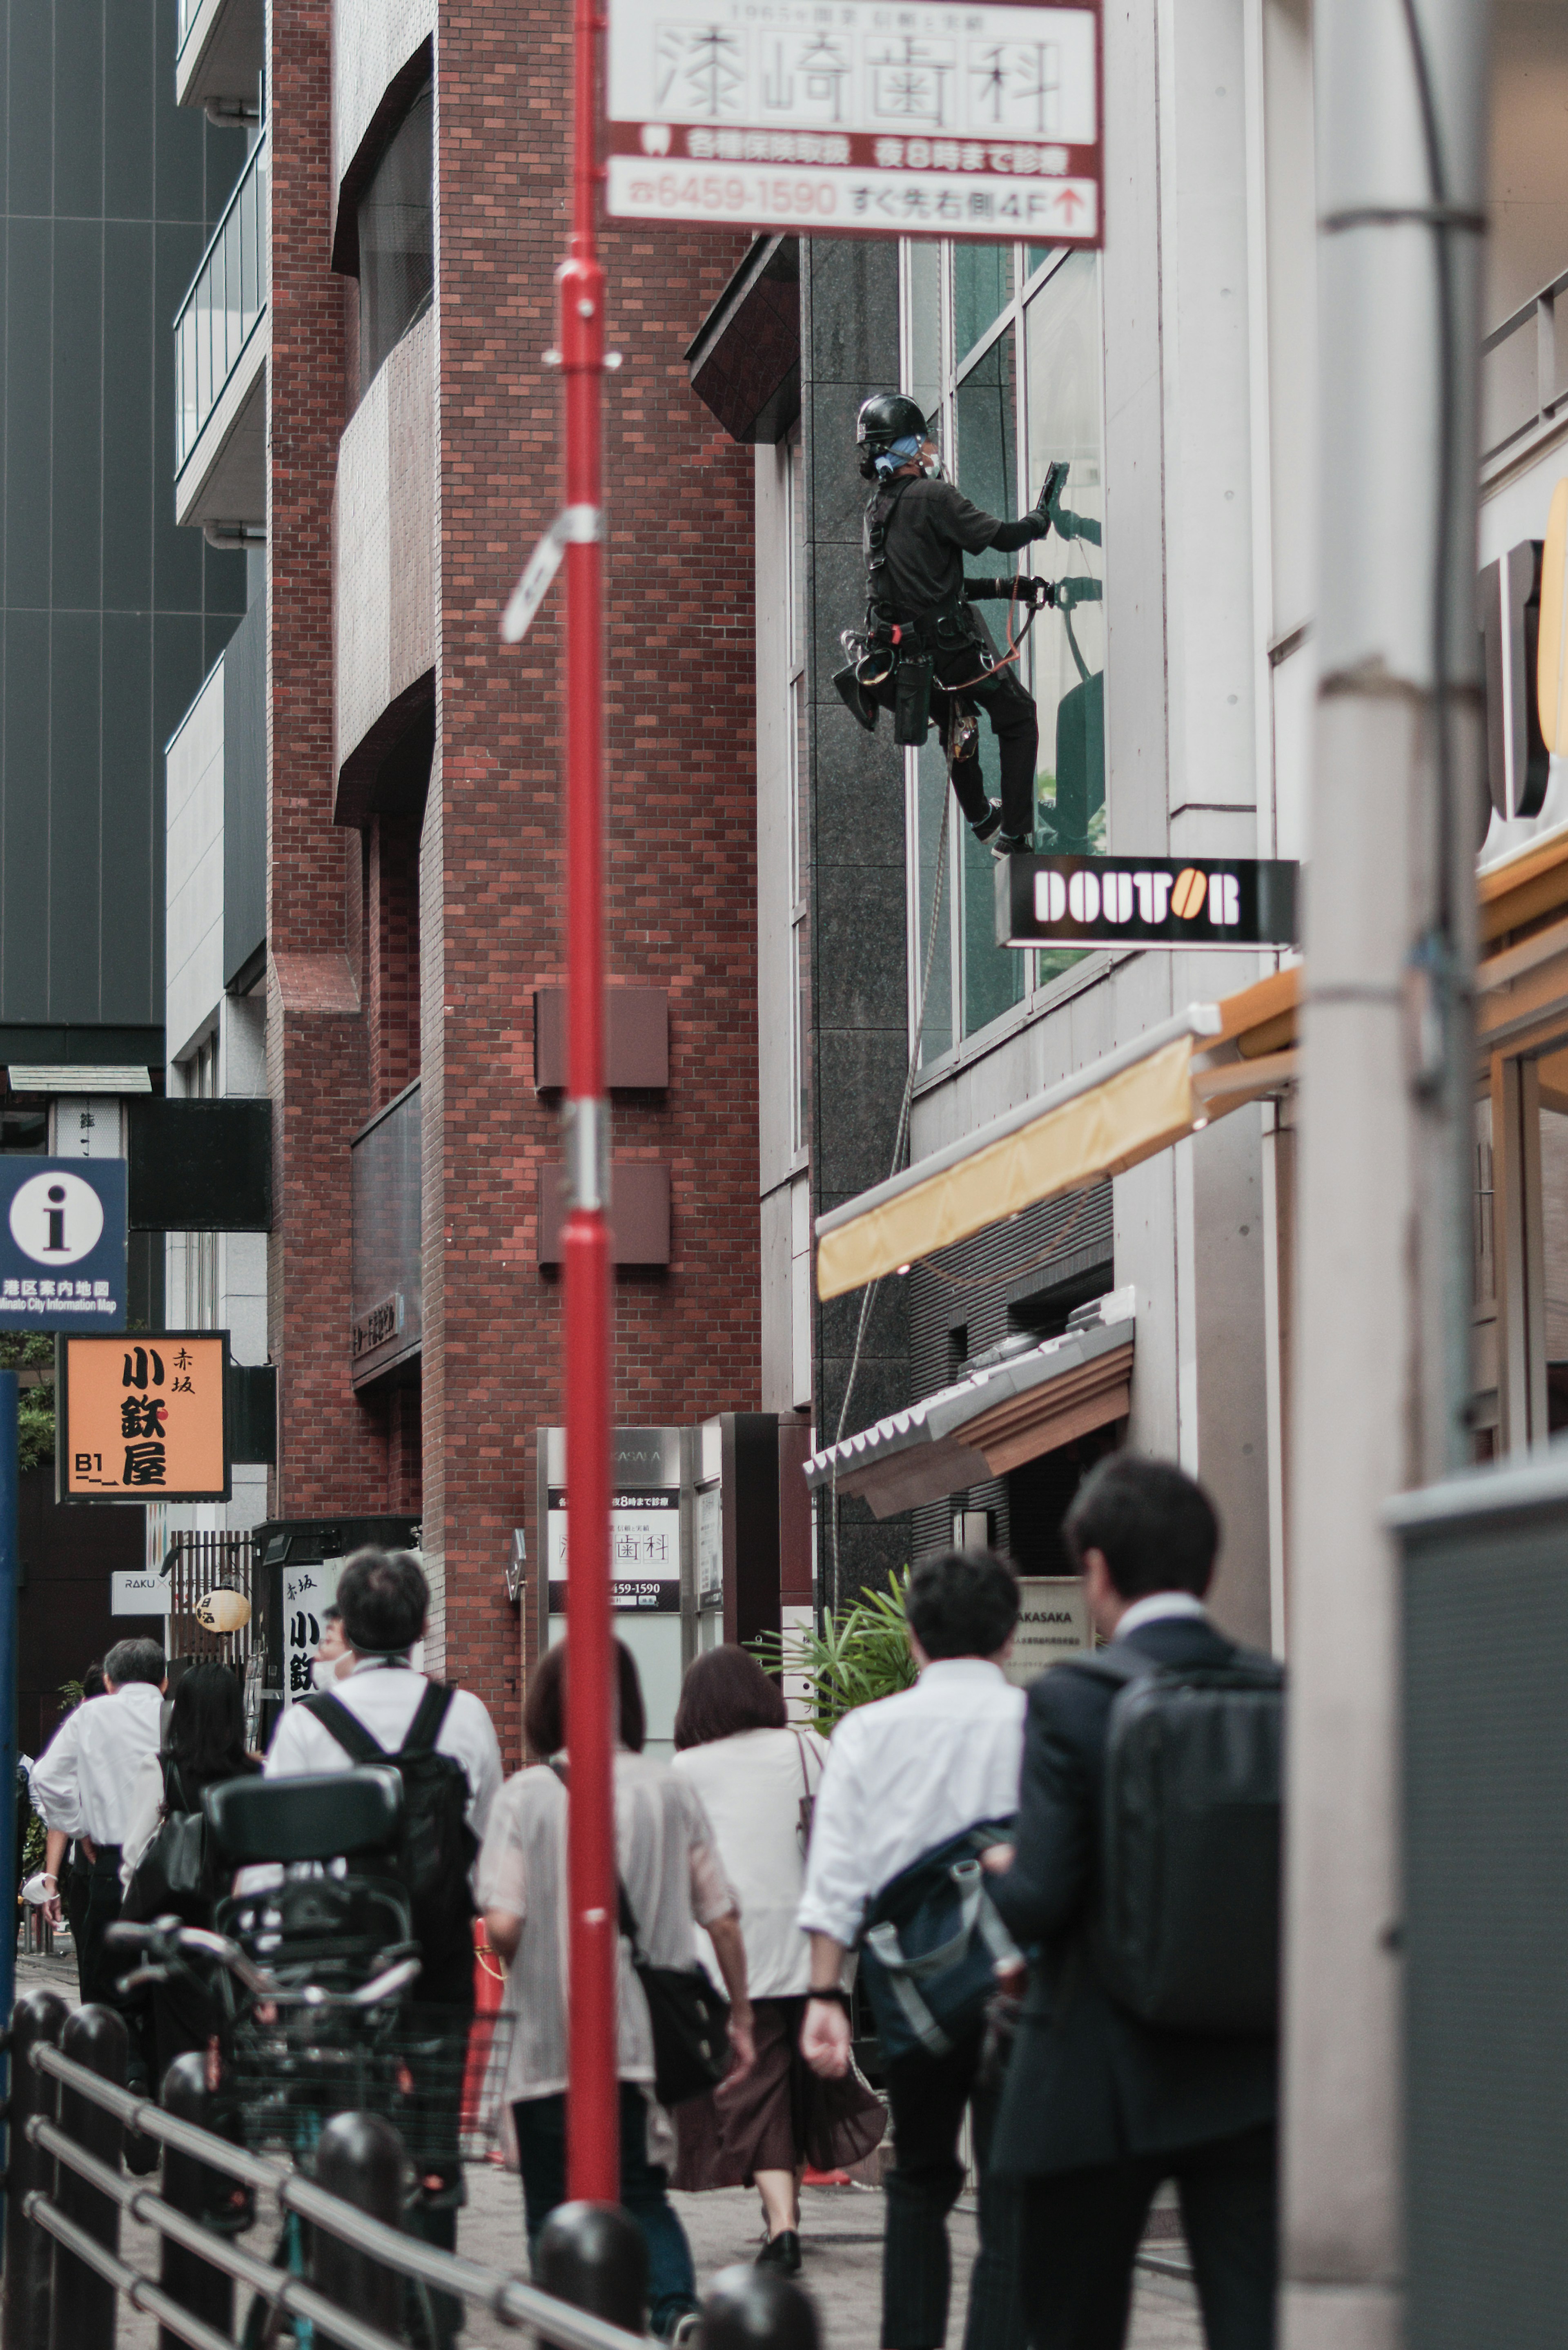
[674,1995,886,2190]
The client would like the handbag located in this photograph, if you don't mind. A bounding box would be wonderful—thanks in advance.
[617,1877,731,2108]
[549,1759,729,2106]
[121,1761,213,1924]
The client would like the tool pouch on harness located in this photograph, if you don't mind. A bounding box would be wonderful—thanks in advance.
[893,651,934,746]
[858,1818,1020,2061]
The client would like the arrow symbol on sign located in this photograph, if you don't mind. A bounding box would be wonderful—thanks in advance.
[1055,186,1085,223]
[500,504,604,643]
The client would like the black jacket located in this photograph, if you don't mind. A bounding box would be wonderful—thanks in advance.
[988,1615,1278,2177]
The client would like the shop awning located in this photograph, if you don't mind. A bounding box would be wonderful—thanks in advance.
[815,970,1300,1302]
[804,1288,1136,1516]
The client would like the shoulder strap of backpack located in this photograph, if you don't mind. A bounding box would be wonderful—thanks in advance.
[549,1754,646,1961]
[297,1691,386,1764]
[399,1681,456,1759]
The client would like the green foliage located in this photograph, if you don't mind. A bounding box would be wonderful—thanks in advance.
[0,1333,55,1471]
[751,1568,918,1735]
[20,1805,42,1880]
[56,1679,85,1716]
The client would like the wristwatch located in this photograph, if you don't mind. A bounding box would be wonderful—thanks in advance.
[808,1987,852,2012]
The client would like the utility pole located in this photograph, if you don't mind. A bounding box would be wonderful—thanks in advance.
[559,0,618,2206]
[1284,1,1489,2341]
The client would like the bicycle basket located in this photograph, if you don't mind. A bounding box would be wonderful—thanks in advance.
[214,2005,514,2166]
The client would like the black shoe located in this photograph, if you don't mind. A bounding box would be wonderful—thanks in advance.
[756,2231,801,2276]
[991,829,1031,860]
[970,803,1003,845]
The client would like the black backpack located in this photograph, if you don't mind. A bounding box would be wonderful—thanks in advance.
[1076,1645,1284,2037]
[300,1684,477,1976]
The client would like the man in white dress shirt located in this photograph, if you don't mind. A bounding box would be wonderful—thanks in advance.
[31,1637,167,2052]
[798,1550,1027,2350]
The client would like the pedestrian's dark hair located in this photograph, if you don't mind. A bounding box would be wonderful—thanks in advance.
[905,1550,1019,1660]
[673,1645,787,1750]
[321,1605,341,1628]
[525,1639,646,1759]
[104,1637,165,1688]
[1062,1455,1219,1600]
[336,1549,427,1653]
[80,1661,107,1701]
[167,1661,250,1779]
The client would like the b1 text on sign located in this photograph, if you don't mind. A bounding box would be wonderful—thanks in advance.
[604,0,1102,243]
[997,855,1300,952]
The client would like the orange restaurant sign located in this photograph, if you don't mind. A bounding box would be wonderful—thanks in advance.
[57,1331,229,1504]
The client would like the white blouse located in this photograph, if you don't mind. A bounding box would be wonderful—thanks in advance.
[673,1725,826,2000]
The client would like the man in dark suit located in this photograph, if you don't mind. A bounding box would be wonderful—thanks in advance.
[984,1456,1277,2350]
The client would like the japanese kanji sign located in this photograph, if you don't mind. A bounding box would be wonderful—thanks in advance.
[0,1158,127,1331]
[546,1486,683,1613]
[604,0,1102,242]
[56,1330,229,1504]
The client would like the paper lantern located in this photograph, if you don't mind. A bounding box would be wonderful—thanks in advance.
[196,1585,252,1634]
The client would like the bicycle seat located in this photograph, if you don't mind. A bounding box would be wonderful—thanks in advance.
[205,1767,404,1864]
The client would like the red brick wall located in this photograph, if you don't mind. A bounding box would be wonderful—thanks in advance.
[425,5,761,1755]
[265,0,762,1764]
[266,0,383,1520]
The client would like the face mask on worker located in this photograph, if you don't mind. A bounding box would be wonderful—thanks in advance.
[874,433,927,479]
[310,1657,341,1692]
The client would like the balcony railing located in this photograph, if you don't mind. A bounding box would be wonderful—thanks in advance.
[1481,263,1568,470]
[174,131,267,476]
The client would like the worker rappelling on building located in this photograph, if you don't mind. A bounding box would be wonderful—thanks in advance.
[834,392,1072,857]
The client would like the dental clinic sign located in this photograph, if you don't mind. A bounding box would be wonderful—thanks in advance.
[0,1159,127,1331]
[998,854,1300,952]
[604,0,1103,243]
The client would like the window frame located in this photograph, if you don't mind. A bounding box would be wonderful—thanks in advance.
[900,237,1111,1081]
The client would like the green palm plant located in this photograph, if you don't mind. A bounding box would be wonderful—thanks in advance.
[751,1567,918,1735]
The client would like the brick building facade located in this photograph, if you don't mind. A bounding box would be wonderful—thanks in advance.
[163,0,763,1761]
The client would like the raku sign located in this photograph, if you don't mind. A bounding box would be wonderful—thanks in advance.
[0,1159,127,1331]
[998,854,1300,951]
[56,1331,229,1504]
[604,0,1102,242]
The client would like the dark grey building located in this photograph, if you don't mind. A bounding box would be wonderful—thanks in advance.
[0,0,247,1068]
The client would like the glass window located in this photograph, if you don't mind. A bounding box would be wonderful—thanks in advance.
[953,243,1013,370]
[900,238,1107,1052]
[906,241,944,436]
[1025,252,1105,984]
[358,82,433,390]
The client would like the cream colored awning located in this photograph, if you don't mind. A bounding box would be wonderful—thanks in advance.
[815,977,1300,1302]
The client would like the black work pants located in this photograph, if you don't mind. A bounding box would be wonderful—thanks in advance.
[881,2027,1025,2350]
[933,648,1038,839]
[1017,2123,1277,2350]
[80,1850,155,2094]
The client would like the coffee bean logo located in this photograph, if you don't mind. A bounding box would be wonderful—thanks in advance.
[1171,867,1207,919]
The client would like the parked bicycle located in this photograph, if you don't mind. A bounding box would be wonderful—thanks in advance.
[107,1761,510,2350]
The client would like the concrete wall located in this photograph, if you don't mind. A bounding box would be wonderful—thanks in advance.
[334,307,437,780]
[166,660,226,1064]
[332,0,432,199]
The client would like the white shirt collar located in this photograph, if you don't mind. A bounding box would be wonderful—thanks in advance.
[916,1656,1011,1684]
[1114,1590,1209,1640]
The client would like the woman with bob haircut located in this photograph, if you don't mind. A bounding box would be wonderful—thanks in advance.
[478,1638,754,2345]
[670,1645,884,2276]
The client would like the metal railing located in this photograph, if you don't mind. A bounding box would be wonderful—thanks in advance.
[3,1991,812,2350]
[1481,263,1568,468]
[174,132,268,477]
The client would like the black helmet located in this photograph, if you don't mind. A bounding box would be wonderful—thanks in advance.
[856,392,929,479]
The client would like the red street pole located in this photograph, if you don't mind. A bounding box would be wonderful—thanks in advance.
[559,0,618,2205]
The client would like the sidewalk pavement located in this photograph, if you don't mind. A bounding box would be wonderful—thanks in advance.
[17,1955,1202,2348]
